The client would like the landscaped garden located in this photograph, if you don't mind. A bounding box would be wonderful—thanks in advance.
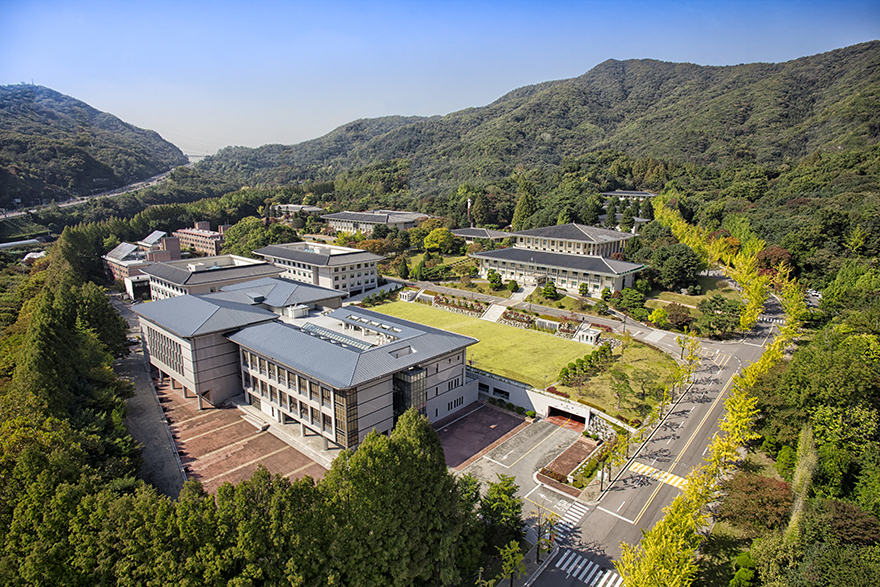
[647,275,741,307]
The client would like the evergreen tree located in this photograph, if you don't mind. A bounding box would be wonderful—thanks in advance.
[604,205,618,228]
[398,256,410,279]
[620,207,635,232]
[511,191,536,231]
[640,198,654,220]
[471,191,490,226]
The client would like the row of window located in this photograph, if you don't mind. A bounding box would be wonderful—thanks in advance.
[332,262,376,273]
[448,396,464,411]
[489,263,613,283]
[242,351,333,407]
[145,325,184,375]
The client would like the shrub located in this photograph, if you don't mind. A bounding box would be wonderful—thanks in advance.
[539,468,567,484]
[515,406,525,415]
[505,402,515,411]
[525,410,536,418]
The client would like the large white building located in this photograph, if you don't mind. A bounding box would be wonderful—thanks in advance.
[254,242,383,295]
[135,290,478,450]
[470,223,645,294]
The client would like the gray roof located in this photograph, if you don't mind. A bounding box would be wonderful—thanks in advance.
[470,248,644,277]
[211,277,342,307]
[512,223,634,243]
[133,295,276,338]
[140,230,167,245]
[227,307,477,390]
[141,262,281,286]
[106,242,138,261]
[322,210,426,224]
[600,191,657,198]
[451,228,509,239]
[254,245,382,267]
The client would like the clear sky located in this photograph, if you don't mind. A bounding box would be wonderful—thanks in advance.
[2,0,878,155]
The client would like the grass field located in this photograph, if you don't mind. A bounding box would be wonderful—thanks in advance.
[371,301,676,420]
[438,280,513,299]
[370,301,596,388]
[524,291,612,318]
[0,216,50,241]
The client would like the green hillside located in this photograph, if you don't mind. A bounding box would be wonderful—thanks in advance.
[0,85,188,207]
[198,41,880,198]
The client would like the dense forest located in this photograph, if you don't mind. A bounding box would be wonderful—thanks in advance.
[0,84,188,208]
[198,42,880,199]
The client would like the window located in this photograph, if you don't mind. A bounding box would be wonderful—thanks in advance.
[270,385,277,404]
[322,387,332,407]
[268,363,276,381]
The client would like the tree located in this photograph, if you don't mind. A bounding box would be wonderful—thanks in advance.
[371,223,389,239]
[696,294,742,337]
[639,198,654,220]
[498,540,526,587]
[507,279,519,292]
[604,205,618,228]
[649,307,668,328]
[511,191,536,231]
[423,227,455,252]
[487,270,503,290]
[620,207,635,232]
[393,256,408,279]
[481,474,524,551]
[610,369,633,409]
[542,281,558,300]
[718,472,793,536]
[471,191,490,226]
[579,282,589,297]
[665,302,693,330]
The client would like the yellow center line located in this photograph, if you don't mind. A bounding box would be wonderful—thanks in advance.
[632,369,736,525]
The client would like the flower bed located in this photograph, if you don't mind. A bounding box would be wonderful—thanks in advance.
[433,295,487,318]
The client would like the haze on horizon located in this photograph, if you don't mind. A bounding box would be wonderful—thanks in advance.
[2,0,878,157]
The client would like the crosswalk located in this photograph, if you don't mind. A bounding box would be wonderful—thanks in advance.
[555,549,623,587]
[556,500,589,537]
[629,461,688,489]
[759,315,785,324]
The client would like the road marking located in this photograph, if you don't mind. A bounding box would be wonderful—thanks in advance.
[596,505,635,525]
[632,370,736,525]
[616,500,625,511]
[630,462,688,489]
[507,424,564,467]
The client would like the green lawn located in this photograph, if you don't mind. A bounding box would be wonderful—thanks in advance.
[406,252,468,267]
[439,280,513,299]
[370,302,597,388]
[648,276,741,308]
[524,291,613,318]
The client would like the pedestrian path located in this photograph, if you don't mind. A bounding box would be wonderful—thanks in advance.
[556,500,589,536]
[629,461,688,489]
[480,303,507,322]
[555,549,623,587]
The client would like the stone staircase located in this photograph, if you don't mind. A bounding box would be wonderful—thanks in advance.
[480,304,507,323]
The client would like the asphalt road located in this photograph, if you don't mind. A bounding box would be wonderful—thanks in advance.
[530,318,776,587]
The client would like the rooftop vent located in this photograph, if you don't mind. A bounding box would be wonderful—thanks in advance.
[246,293,264,304]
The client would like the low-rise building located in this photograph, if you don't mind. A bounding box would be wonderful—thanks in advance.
[274,204,323,215]
[254,242,383,295]
[322,210,427,236]
[469,223,644,294]
[451,227,509,244]
[600,190,657,202]
[142,255,284,300]
[135,295,478,451]
[173,222,225,255]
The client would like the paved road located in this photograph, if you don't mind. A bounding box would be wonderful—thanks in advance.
[530,319,777,587]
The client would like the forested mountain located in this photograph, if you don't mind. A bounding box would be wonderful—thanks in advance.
[198,41,880,198]
[0,85,188,207]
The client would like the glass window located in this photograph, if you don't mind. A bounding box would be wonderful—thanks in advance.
[268,363,276,381]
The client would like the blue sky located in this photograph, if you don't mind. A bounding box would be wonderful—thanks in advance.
[2,0,878,155]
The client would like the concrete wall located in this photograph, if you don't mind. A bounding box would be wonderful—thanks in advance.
[356,376,394,440]
[191,333,246,404]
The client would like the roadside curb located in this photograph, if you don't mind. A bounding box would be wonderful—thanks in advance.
[523,544,559,586]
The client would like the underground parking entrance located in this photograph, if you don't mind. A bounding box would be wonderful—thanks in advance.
[545,406,586,432]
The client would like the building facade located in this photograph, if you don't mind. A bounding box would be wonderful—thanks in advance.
[469,223,644,294]
[142,255,284,300]
[173,222,225,255]
[321,210,427,236]
[254,242,383,295]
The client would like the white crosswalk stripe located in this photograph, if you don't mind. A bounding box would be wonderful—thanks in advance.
[556,500,589,536]
[554,549,622,586]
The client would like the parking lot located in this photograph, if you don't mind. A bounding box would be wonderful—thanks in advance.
[435,403,528,469]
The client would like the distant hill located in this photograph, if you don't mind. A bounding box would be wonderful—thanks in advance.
[199,41,880,198]
[0,85,188,208]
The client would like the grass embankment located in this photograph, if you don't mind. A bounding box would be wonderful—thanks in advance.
[371,302,676,421]
[556,340,678,422]
[0,216,49,241]
[647,276,741,307]
[438,280,513,299]
[524,291,610,318]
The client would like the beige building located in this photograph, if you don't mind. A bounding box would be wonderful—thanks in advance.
[470,223,644,294]
[136,294,478,450]
[254,242,383,295]
[321,210,427,236]
[142,255,284,300]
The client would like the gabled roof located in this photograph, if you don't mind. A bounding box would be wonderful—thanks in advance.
[451,228,509,239]
[212,277,342,307]
[227,307,477,389]
[322,211,391,223]
[470,247,644,277]
[512,223,634,243]
[133,295,276,338]
[254,245,382,267]
[106,242,138,261]
[141,262,281,286]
